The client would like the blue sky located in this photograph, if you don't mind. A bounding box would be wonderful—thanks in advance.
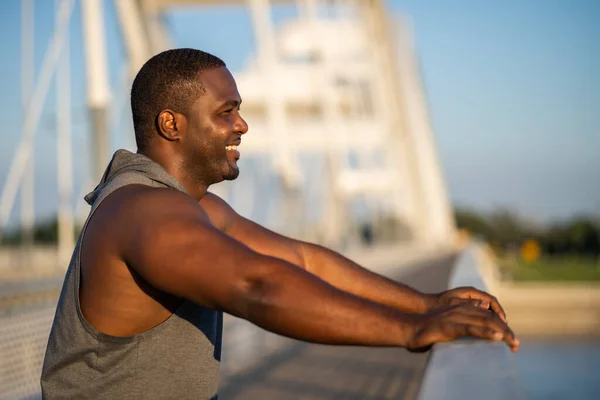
[0,0,598,226]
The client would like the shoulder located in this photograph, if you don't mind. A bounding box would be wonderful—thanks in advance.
[91,185,210,241]
[108,184,203,215]
[199,191,237,232]
[200,191,232,211]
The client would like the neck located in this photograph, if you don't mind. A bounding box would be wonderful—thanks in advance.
[138,147,211,201]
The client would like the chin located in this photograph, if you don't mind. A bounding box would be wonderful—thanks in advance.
[225,159,240,180]
[223,167,240,181]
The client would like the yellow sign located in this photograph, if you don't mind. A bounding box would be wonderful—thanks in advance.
[520,239,541,263]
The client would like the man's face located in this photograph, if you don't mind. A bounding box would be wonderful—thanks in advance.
[183,67,248,184]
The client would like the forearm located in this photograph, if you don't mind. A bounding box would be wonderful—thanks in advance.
[300,243,436,314]
[234,254,415,347]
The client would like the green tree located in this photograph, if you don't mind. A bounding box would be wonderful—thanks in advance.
[454,208,494,240]
[1,216,82,246]
[565,219,599,255]
[487,209,531,248]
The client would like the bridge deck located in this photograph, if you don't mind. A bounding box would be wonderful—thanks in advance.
[219,255,455,399]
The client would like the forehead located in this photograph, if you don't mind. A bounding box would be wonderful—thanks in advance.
[197,67,240,103]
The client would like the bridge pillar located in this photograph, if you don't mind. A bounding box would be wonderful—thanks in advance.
[82,0,111,182]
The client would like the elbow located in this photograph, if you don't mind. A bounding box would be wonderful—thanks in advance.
[228,258,284,320]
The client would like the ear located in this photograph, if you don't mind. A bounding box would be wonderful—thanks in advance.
[156,109,185,141]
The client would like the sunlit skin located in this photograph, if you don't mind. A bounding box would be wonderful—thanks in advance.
[79,66,519,355]
[139,67,248,199]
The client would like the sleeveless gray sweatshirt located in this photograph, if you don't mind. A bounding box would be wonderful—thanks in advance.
[41,149,223,399]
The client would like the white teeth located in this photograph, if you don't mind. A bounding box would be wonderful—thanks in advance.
[225,145,238,151]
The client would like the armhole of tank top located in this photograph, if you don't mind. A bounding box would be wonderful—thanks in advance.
[73,173,153,343]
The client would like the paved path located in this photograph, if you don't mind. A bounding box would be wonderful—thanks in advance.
[219,254,455,400]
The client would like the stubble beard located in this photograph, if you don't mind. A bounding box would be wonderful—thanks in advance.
[186,144,240,183]
[223,158,240,181]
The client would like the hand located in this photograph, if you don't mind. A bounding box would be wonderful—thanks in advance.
[430,286,508,323]
[406,303,520,353]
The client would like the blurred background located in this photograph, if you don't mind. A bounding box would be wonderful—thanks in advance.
[0,0,599,399]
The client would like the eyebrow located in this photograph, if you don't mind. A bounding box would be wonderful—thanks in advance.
[219,99,242,109]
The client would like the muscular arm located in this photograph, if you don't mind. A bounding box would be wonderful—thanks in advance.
[201,192,435,315]
[119,186,416,347]
[299,243,436,314]
[112,187,516,352]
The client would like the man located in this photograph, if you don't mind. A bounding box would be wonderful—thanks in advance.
[41,48,518,399]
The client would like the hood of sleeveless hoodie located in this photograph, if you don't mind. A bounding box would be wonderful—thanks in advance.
[84,149,188,205]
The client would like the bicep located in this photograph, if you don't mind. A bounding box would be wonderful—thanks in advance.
[121,193,263,315]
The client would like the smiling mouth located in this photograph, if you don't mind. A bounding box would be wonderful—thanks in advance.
[225,144,240,160]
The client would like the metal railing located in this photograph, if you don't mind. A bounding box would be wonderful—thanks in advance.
[417,245,527,400]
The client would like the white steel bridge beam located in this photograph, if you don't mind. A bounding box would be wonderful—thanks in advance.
[82,0,111,183]
[0,0,77,242]
[56,0,75,266]
[20,0,35,249]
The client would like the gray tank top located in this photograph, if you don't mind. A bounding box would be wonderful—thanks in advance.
[41,149,223,399]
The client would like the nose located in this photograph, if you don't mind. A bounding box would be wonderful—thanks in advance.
[234,114,249,135]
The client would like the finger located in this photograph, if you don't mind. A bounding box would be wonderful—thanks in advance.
[447,306,518,342]
[472,312,520,352]
[447,302,496,318]
[454,323,503,341]
[458,288,508,323]
[439,304,520,352]
[447,308,504,331]
[487,295,508,324]
[475,299,490,309]
[445,297,468,307]
[454,323,520,352]
[509,335,521,352]
[496,320,519,352]
[453,297,490,310]
[446,303,511,336]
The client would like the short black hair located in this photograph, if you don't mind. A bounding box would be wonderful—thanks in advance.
[130,48,226,150]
